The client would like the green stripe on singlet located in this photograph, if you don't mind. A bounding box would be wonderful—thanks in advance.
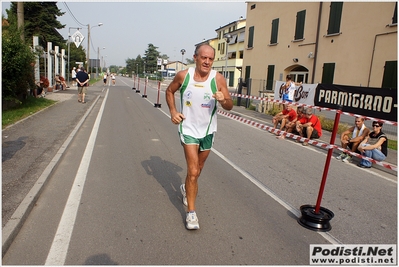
[179,71,191,133]
[206,76,218,135]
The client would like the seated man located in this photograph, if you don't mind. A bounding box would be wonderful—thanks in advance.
[36,81,46,98]
[55,74,69,90]
[296,108,322,146]
[278,106,304,139]
[272,104,297,135]
[357,121,388,168]
[336,117,370,163]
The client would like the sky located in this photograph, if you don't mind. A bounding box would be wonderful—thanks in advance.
[1,1,248,67]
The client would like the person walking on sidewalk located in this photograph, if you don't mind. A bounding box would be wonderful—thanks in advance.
[71,67,77,87]
[165,43,233,230]
[76,67,89,103]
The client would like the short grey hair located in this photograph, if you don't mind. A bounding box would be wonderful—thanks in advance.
[194,43,215,56]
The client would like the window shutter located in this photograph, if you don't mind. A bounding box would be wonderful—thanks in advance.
[321,63,335,84]
[271,18,279,44]
[327,2,343,34]
[248,26,254,48]
[295,10,306,40]
[382,61,397,88]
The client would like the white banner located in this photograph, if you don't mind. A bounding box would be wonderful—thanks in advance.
[274,80,317,105]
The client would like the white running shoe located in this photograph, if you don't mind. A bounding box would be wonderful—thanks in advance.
[180,184,187,206]
[186,211,199,230]
[342,155,352,163]
[336,152,346,160]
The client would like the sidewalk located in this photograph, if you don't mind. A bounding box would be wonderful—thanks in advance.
[2,86,101,255]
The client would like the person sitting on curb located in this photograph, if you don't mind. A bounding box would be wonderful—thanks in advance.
[55,74,69,90]
[295,108,322,146]
[336,117,370,163]
[278,106,304,140]
[35,81,46,98]
[357,121,388,168]
[272,104,297,136]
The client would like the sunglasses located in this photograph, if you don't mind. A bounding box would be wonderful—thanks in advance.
[372,125,381,127]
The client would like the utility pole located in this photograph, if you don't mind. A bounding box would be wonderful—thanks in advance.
[17,2,24,42]
[87,24,90,72]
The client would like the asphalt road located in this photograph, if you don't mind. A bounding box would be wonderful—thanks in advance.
[2,77,397,265]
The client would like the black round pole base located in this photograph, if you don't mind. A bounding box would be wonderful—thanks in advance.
[136,90,140,93]
[142,95,147,98]
[297,205,334,232]
[154,103,161,108]
[132,87,136,90]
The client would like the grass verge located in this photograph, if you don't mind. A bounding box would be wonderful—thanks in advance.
[2,97,56,129]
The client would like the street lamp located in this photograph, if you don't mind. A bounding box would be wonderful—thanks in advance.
[224,34,231,80]
[180,49,186,70]
[87,22,103,73]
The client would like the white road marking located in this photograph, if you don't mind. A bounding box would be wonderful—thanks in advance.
[45,89,109,265]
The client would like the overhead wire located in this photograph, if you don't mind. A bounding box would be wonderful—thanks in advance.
[62,2,87,28]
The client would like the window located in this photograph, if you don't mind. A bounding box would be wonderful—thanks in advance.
[248,26,254,48]
[251,4,256,10]
[239,51,244,59]
[321,63,335,84]
[270,18,279,44]
[392,2,397,24]
[220,42,225,54]
[228,35,238,44]
[237,31,245,43]
[382,61,397,88]
[295,10,306,40]
[266,65,275,90]
[327,2,343,35]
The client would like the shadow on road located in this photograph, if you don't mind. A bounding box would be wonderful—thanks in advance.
[141,156,186,218]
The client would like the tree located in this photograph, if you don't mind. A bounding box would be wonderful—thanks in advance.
[7,2,66,48]
[68,43,87,71]
[143,43,161,75]
[2,2,66,107]
[2,17,35,106]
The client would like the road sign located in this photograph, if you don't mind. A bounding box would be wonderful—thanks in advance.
[71,30,85,48]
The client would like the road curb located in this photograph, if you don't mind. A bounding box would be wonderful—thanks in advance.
[2,95,101,257]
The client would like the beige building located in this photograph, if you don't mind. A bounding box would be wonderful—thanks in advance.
[243,2,397,92]
[188,17,247,88]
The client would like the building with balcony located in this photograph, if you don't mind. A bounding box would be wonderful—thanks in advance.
[188,17,246,88]
[242,2,397,92]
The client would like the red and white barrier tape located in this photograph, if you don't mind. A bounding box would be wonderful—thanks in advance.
[230,93,398,126]
[218,109,397,172]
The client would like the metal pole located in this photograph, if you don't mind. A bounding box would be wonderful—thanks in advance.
[224,43,228,79]
[96,46,99,78]
[67,29,70,84]
[87,24,90,72]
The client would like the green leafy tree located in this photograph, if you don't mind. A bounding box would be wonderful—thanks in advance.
[68,43,87,74]
[7,2,66,48]
[143,43,161,75]
[2,18,35,105]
